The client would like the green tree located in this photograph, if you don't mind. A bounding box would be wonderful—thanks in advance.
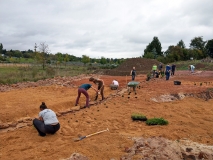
[64,53,69,66]
[177,40,186,49]
[0,43,3,54]
[144,36,162,58]
[100,56,107,64]
[56,52,63,67]
[143,52,155,59]
[82,55,90,65]
[190,36,206,53]
[205,39,213,58]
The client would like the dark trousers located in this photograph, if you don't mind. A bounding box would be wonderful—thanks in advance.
[171,70,175,76]
[75,88,89,107]
[132,75,135,80]
[165,71,170,80]
[95,85,105,100]
[33,119,60,136]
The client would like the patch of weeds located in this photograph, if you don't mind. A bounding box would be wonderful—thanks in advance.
[146,117,168,125]
[106,106,108,108]
[131,113,147,121]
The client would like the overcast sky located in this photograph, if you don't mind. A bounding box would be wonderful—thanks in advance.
[0,0,212,58]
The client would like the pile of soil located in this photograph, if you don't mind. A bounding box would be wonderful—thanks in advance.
[96,58,161,76]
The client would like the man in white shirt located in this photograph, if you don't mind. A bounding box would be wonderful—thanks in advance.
[110,80,119,90]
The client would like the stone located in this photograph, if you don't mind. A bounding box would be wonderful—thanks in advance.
[71,106,80,111]
[0,123,9,129]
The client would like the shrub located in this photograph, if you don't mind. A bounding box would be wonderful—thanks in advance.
[131,113,147,121]
[146,117,168,125]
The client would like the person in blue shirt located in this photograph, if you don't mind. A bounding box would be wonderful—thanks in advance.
[165,64,171,80]
[75,83,97,108]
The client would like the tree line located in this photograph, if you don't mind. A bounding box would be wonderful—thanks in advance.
[143,36,213,63]
[1,36,213,67]
[0,42,124,69]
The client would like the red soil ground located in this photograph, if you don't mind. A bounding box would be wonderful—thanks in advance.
[0,70,213,159]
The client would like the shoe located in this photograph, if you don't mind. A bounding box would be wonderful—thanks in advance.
[39,133,46,137]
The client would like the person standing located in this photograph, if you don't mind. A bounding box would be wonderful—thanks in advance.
[152,64,157,77]
[75,83,97,108]
[158,63,163,72]
[165,64,171,80]
[89,77,105,100]
[33,102,60,137]
[171,64,176,76]
[130,67,136,81]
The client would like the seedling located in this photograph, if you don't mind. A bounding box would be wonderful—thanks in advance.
[146,117,168,125]
[131,113,147,121]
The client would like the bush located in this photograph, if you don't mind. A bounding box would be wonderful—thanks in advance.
[146,117,168,125]
[131,113,147,121]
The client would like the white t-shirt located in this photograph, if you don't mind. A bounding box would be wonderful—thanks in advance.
[112,80,119,86]
[39,109,59,125]
[190,65,195,69]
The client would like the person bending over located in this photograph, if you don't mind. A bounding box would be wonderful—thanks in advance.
[33,102,60,137]
[89,77,105,100]
[75,83,97,108]
[110,79,119,90]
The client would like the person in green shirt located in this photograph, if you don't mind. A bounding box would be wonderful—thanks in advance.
[152,64,157,77]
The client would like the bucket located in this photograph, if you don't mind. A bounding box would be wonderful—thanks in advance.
[174,81,181,85]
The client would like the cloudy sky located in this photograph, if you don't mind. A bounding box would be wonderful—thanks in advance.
[0,0,212,58]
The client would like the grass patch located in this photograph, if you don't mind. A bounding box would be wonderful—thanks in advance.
[146,117,168,125]
[131,113,147,121]
[0,64,93,84]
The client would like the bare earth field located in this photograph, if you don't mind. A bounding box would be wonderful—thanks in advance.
[0,71,213,160]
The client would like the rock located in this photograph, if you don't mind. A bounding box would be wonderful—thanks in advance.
[64,153,88,160]
[71,106,80,111]
[0,123,10,129]
[23,117,32,122]
[198,152,208,159]
[56,112,62,117]
[8,122,17,127]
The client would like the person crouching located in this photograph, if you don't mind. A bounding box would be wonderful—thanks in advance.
[33,102,60,137]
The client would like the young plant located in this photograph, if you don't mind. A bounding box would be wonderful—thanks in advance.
[131,113,147,121]
[146,117,168,125]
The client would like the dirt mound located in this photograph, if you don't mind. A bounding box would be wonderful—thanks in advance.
[121,137,213,160]
[100,58,161,76]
